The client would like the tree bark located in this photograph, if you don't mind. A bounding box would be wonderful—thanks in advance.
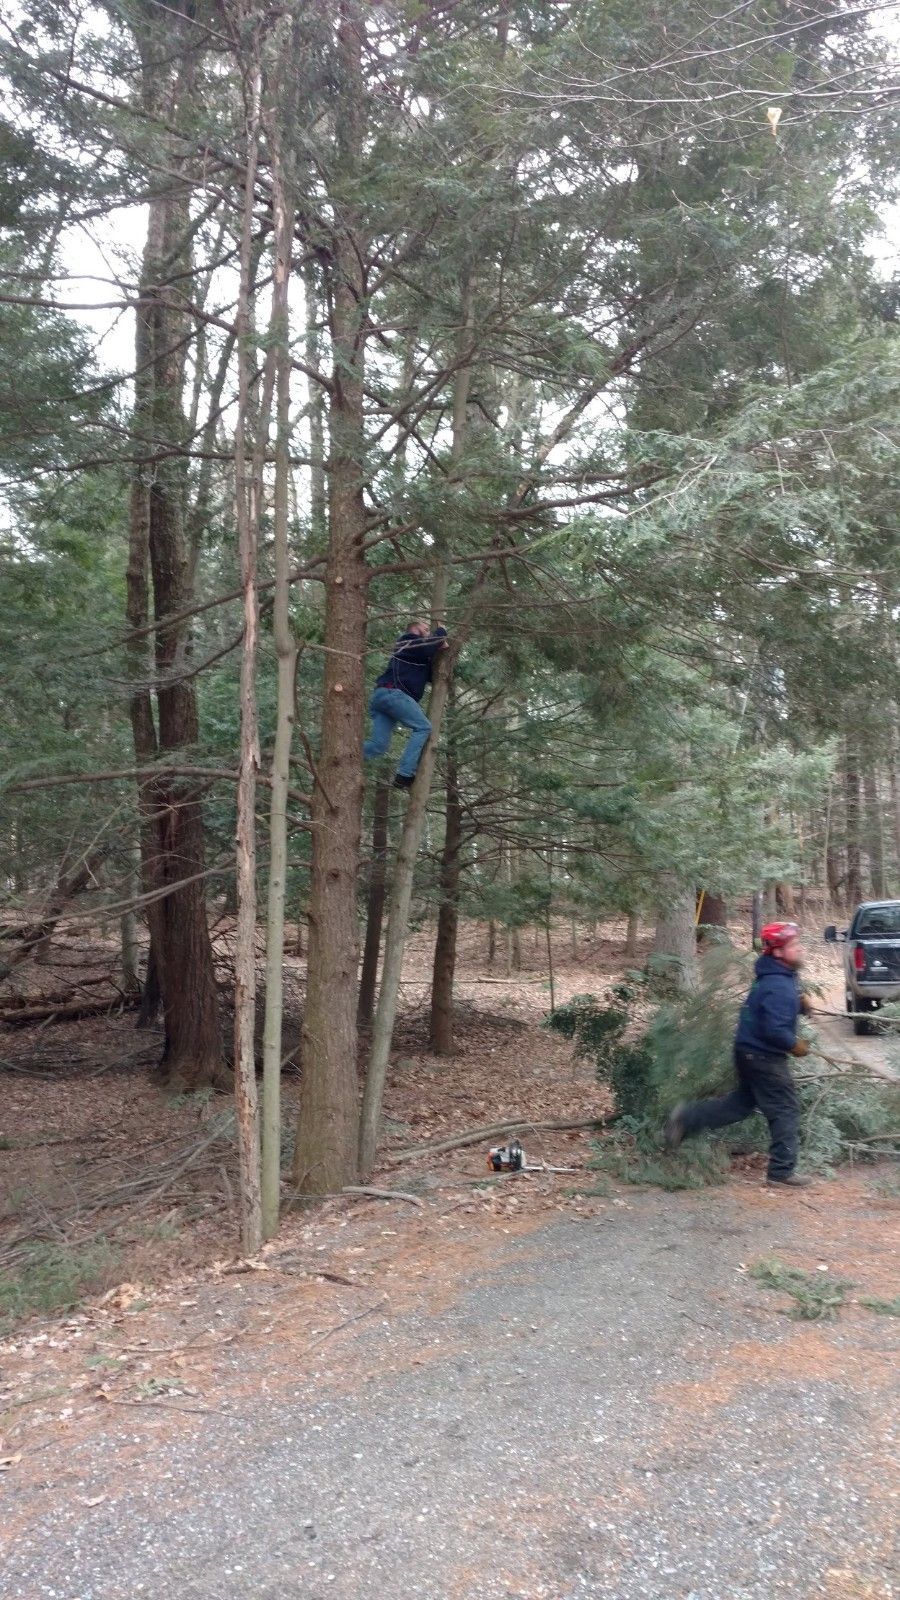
[120,911,141,996]
[232,45,265,1255]
[358,648,450,1174]
[303,261,327,545]
[775,882,796,916]
[260,119,298,1242]
[429,744,462,1055]
[137,938,161,1028]
[624,910,639,958]
[357,270,473,1174]
[845,739,862,909]
[652,884,698,991]
[357,775,390,1030]
[863,769,886,900]
[293,4,368,1195]
[127,8,224,1090]
[889,744,900,891]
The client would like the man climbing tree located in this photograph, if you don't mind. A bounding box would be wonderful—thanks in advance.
[363,620,449,790]
[663,922,815,1188]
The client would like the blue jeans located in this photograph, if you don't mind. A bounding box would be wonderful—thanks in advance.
[362,687,432,779]
[680,1046,800,1179]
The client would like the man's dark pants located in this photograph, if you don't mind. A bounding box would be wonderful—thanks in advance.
[679,1046,800,1180]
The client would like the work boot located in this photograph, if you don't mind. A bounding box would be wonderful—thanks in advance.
[766,1173,812,1189]
[393,773,415,791]
[663,1103,687,1152]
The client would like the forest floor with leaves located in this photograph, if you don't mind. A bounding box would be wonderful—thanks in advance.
[1,920,898,1598]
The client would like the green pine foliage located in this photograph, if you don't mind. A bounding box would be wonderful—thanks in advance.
[749,1260,853,1322]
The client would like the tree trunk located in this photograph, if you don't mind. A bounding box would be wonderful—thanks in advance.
[863,769,886,900]
[293,6,368,1195]
[120,842,142,995]
[696,890,727,941]
[357,272,473,1174]
[260,124,298,1242]
[775,882,796,916]
[358,649,450,1174]
[303,261,327,545]
[652,885,698,991]
[137,938,161,1028]
[889,747,900,892]
[232,49,266,1256]
[429,745,462,1055]
[487,920,496,966]
[696,891,728,950]
[120,911,141,996]
[751,889,764,949]
[357,775,390,1030]
[624,910,639,958]
[127,15,224,1090]
[845,740,862,909]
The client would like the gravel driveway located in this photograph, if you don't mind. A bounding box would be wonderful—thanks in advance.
[3,1173,897,1600]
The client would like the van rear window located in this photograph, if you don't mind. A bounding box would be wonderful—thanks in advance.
[854,906,900,937]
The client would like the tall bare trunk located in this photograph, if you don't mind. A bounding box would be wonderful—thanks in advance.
[293,6,368,1195]
[845,740,862,909]
[863,769,886,900]
[624,910,639,958]
[232,47,264,1255]
[357,776,390,1030]
[304,262,327,545]
[889,746,900,891]
[358,648,450,1173]
[127,17,223,1090]
[259,127,298,1241]
[429,744,462,1055]
[357,273,475,1173]
[751,890,764,948]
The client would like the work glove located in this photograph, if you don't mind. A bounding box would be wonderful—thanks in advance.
[790,1038,810,1058]
[799,993,814,1016]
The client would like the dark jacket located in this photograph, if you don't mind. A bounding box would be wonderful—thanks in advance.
[735,954,801,1056]
[375,628,448,703]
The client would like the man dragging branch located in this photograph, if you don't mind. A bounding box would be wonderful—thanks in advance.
[363,619,449,790]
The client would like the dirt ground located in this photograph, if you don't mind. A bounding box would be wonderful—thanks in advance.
[1,917,897,1597]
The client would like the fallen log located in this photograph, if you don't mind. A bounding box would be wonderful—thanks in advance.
[0,994,141,1027]
[384,1114,610,1165]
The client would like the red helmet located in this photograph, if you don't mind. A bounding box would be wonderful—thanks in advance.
[760,921,801,952]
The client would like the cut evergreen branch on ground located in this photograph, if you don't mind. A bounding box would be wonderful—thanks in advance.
[859,1296,900,1317]
[0,1240,119,1332]
[749,1259,853,1321]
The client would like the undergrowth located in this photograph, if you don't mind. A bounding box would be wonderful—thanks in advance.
[549,945,900,1189]
[0,1239,119,1332]
[749,1259,853,1321]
